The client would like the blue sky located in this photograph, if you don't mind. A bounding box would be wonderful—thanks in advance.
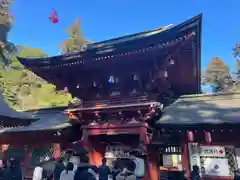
[9,0,240,71]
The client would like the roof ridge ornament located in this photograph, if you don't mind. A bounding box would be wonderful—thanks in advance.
[80,42,89,52]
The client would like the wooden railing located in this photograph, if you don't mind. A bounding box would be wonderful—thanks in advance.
[82,95,150,108]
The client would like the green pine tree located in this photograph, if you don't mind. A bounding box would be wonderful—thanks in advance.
[205,57,232,92]
[60,18,91,54]
[0,0,17,67]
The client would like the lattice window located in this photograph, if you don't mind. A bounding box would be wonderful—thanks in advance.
[30,147,54,166]
[225,147,237,175]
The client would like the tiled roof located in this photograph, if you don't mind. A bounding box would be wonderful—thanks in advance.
[158,92,240,125]
[0,110,71,133]
[18,14,202,66]
[0,93,35,120]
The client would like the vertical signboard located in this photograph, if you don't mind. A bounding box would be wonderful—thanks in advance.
[188,143,201,171]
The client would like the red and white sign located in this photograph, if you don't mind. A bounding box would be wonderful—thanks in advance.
[200,146,225,157]
[205,131,212,143]
[187,131,194,142]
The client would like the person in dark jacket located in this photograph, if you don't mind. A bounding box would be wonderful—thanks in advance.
[190,165,201,180]
[73,154,97,180]
[3,157,23,180]
[1,159,11,180]
[112,160,121,180]
[234,169,240,180]
[74,163,97,180]
[98,158,110,180]
[53,157,65,180]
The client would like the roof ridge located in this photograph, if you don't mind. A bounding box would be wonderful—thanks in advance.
[177,92,240,102]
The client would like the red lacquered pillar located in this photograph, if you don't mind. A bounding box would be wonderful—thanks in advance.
[140,125,159,180]
[54,143,61,159]
[22,148,31,178]
[181,141,191,179]
[82,128,103,167]
[143,153,159,180]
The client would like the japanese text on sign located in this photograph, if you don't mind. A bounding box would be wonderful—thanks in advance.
[200,146,225,157]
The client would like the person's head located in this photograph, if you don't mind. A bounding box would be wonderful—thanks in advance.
[113,160,120,169]
[9,157,17,168]
[102,158,107,165]
[192,165,199,173]
[79,154,89,163]
[56,157,64,164]
[125,160,136,172]
[65,162,74,174]
[69,156,80,166]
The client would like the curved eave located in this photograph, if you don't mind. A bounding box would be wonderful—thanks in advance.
[18,14,202,69]
[0,93,37,123]
[0,112,71,133]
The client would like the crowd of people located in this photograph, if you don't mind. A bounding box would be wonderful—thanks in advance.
[0,153,138,180]
[32,156,137,180]
[0,157,23,180]
[2,155,228,180]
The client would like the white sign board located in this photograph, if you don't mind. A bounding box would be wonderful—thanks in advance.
[202,157,230,176]
[188,143,201,171]
[200,146,225,157]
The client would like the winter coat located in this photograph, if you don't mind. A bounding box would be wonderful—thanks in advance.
[234,170,240,180]
[190,171,201,180]
[98,164,111,180]
[53,163,65,180]
[112,168,121,180]
[3,167,23,180]
[32,166,48,180]
[59,170,75,180]
[74,164,97,180]
[33,166,43,180]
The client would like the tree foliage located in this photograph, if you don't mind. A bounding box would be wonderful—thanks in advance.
[59,18,91,54]
[203,57,233,92]
[233,44,240,89]
[0,1,73,110]
[205,57,230,82]
[17,46,48,58]
[0,0,12,42]
[237,60,240,73]
[233,44,240,58]
[0,46,73,110]
[0,0,17,67]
